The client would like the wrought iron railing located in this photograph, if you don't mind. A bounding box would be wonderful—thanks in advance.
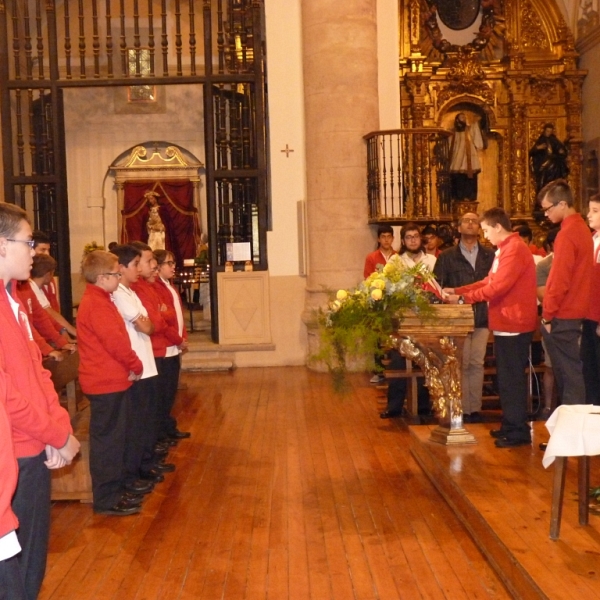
[364,128,453,222]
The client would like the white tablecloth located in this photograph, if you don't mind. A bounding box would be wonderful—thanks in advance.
[542,404,600,468]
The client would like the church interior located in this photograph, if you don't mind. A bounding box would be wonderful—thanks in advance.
[2,0,600,598]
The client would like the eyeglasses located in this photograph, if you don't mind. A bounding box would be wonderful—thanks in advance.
[461,218,479,224]
[541,202,561,214]
[6,238,35,248]
[103,272,122,278]
[404,234,421,241]
[162,260,175,266]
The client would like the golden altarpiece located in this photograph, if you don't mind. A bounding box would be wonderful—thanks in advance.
[367,0,586,224]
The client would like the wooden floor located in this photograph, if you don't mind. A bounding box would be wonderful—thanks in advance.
[40,367,512,600]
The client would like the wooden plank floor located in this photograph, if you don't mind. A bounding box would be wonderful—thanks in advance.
[410,423,600,600]
[40,367,511,600]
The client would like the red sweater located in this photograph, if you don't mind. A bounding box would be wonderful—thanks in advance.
[589,233,600,323]
[0,391,19,538]
[151,278,188,343]
[456,233,537,333]
[77,284,143,395]
[543,213,593,321]
[0,281,72,459]
[132,279,183,357]
[363,249,396,278]
[17,281,68,356]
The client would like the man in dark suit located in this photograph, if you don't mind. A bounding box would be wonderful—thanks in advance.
[434,213,495,422]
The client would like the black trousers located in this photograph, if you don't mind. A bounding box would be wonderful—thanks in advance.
[155,356,181,438]
[88,390,129,511]
[495,332,533,441]
[126,376,160,480]
[0,554,27,600]
[581,319,600,406]
[386,349,407,414]
[542,318,585,405]
[12,452,50,600]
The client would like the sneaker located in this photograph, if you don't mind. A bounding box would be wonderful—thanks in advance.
[370,374,385,384]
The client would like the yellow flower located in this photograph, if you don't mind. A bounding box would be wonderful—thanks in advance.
[331,300,342,311]
[371,288,383,301]
[336,289,348,301]
[371,278,386,290]
[382,262,394,275]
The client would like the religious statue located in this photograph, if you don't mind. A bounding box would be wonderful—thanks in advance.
[145,190,166,251]
[529,123,569,193]
[449,112,485,203]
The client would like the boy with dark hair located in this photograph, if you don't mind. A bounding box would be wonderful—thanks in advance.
[29,254,77,339]
[31,230,60,311]
[111,244,170,485]
[363,225,396,279]
[77,250,145,515]
[398,222,436,270]
[131,241,188,446]
[447,207,537,447]
[0,203,80,599]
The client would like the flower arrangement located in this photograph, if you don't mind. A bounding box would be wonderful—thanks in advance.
[314,255,438,386]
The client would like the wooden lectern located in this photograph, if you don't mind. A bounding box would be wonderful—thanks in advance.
[388,304,476,445]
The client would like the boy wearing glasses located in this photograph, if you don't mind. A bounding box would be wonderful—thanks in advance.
[77,250,143,515]
[538,179,593,406]
[0,203,80,599]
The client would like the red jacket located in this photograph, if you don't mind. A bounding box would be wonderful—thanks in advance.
[543,213,593,321]
[456,233,537,333]
[17,281,68,356]
[363,249,396,278]
[151,278,188,343]
[0,388,19,538]
[589,234,600,323]
[132,279,183,357]
[77,284,143,395]
[0,281,72,459]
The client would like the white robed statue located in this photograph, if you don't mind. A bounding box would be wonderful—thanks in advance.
[145,191,166,251]
[449,112,485,203]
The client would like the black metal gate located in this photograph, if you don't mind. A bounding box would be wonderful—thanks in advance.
[0,0,269,342]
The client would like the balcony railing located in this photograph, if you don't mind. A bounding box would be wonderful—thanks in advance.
[364,128,453,222]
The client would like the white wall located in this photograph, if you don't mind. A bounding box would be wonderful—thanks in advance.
[263,0,306,277]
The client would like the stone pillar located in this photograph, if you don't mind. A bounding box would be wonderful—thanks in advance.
[301,0,379,305]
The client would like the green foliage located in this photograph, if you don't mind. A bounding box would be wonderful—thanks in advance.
[312,256,437,388]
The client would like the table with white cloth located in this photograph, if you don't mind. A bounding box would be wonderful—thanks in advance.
[542,404,600,539]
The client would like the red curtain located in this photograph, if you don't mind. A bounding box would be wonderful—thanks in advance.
[121,180,200,266]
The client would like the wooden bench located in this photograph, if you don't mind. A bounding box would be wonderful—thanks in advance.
[43,350,80,417]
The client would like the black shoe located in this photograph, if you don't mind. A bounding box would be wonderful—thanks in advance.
[539,442,548,451]
[95,500,141,516]
[167,430,191,440]
[495,438,531,448]
[490,429,506,439]
[124,480,154,495]
[153,444,169,457]
[380,410,402,419]
[158,438,178,447]
[464,412,482,423]
[121,493,144,506]
[139,470,165,483]
[152,461,176,473]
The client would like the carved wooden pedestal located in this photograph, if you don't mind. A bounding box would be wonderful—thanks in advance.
[391,304,476,446]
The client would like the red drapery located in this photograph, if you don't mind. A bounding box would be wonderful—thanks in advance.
[121,180,200,266]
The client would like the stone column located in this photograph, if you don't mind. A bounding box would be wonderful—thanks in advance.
[301,0,380,306]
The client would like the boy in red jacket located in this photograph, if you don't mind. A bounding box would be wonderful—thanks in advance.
[77,250,145,516]
[446,208,537,448]
[0,203,80,600]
